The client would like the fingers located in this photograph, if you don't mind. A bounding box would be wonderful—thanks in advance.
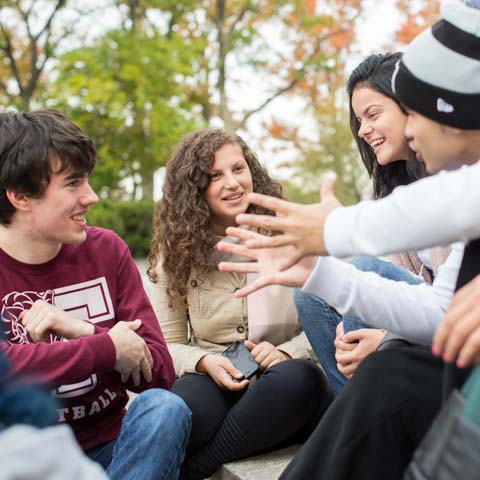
[137,342,153,383]
[145,345,153,369]
[245,234,296,250]
[338,361,358,378]
[217,362,249,391]
[259,351,287,369]
[335,321,344,338]
[433,296,473,358]
[241,193,295,217]
[244,340,256,350]
[279,249,304,272]
[31,318,51,343]
[140,360,152,384]
[457,328,480,367]
[21,306,51,343]
[223,377,249,391]
[248,341,272,360]
[441,307,480,364]
[334,337,355,351]
[131,367,141,387]
[235,212,287,232]
[128,319,142,331]
[342,329,369,343]
[221,358,245,380]
[249,342,285,369]
[218,261,259,274]
[217,241,258,263]
[224,226,264,243]
[231,277,270,298]
[335,349,355,365]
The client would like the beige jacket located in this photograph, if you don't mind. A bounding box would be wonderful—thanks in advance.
[147,263,315,377]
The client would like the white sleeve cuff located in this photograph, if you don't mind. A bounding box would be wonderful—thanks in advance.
[324,206,362,258]
[302,256,354,307]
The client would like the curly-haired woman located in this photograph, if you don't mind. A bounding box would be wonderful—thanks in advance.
[147,128,331,480]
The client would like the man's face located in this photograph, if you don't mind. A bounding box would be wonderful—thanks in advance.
[405,110,463,173]
[27,158,99,250]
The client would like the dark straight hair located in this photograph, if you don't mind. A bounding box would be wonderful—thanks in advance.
[347,53,426,199]
[0,109,96,225]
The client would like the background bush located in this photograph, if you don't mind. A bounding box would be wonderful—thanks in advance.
[88,200,156,258]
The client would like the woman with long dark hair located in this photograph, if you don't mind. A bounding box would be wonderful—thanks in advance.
[294,52,450,396]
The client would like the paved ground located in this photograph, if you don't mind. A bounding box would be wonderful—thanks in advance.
[134,257,149,283]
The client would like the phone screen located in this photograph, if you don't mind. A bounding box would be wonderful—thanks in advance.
[222,341,259,379]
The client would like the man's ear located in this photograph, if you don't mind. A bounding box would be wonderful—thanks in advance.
[5,190,31,212]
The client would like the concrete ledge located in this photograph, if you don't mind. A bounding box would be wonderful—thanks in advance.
[210,444,301,480]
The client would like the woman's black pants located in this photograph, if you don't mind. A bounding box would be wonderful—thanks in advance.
[172,359,332,480]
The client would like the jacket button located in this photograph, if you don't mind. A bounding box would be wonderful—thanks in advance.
[237,326,245,334]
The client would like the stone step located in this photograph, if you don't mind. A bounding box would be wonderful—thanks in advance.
[209,445,301,480]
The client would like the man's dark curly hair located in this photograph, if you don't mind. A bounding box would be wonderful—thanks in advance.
[147,128,282,307]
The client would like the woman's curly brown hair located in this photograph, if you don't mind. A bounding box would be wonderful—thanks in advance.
[147,128,283,308]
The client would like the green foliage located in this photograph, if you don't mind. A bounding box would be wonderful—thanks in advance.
[279,105,369,206]
[88,200,156,258]
[45,27,202,199]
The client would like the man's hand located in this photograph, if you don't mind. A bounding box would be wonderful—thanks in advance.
[108,319,153,386]
[433,275,480,368]
[245,340,290,370]
[217,228,317,297]
[334,323,386,379]
[229,179,341,270]
[20,300,94,342]
[196,354,249,391]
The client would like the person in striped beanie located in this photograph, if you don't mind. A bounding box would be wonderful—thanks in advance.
[275,1,480,479]
[391,0,480,174]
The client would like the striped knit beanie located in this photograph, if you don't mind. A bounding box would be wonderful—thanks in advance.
[392,0,480,129]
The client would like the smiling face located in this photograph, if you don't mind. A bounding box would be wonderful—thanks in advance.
[204,143,253,229]
[27,158,99,252]
[352,86,410,166]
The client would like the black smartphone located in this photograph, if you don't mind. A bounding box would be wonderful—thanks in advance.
[222,340,259,379]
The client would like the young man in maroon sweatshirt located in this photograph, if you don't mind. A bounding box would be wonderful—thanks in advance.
[0,109,191,479]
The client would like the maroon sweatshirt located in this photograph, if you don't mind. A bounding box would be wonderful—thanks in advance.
[0,226,175,450]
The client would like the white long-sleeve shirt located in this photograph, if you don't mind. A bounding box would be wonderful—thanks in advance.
[324,161,480,258]
[302,243,464,344]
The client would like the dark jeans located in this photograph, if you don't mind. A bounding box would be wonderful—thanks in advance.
[280,347,444,480]
[173,359,332,480]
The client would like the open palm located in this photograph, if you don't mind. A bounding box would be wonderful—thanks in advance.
[217,228,316,297]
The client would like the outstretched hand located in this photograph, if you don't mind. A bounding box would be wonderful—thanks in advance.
[217,227,317,297]
[231,179,341,270]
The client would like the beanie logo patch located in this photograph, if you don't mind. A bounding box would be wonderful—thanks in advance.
[437,98,454,113]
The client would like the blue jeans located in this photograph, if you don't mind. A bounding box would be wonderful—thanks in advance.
[295,256,422,398]
[87,389,192,480]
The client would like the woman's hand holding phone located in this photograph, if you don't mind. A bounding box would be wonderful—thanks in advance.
[245,340,291,370]
[196,354,249,391]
